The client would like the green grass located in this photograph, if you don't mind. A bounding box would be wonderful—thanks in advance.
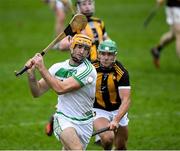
[0,0,180,150]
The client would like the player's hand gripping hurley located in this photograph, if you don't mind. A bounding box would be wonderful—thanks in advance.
[15,14,87,77]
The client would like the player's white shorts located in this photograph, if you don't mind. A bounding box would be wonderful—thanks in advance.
[93,108,129,126]
[53,113,93,150]
[166,6,180,25]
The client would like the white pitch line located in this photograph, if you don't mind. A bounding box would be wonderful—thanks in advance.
[0,112,179,129]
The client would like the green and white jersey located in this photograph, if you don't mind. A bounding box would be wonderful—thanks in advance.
[49,59,97,124]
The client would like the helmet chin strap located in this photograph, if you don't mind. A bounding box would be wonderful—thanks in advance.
[71,53,84,64]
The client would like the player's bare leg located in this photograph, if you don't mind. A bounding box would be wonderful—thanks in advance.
[55,8,65,35]
[173,24,180,58]
[114,125,128,150]
[94,117,114,150]
[60,127,83,150]
[151,28,175,68]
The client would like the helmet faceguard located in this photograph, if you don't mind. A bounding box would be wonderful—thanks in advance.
[98,39,118,68]
[70,34,92,63]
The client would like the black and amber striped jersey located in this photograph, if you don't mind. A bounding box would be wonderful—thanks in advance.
[84,16,108,62]
[93,60,130,111]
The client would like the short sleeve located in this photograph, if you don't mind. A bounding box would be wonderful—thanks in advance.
[118,70,131,89]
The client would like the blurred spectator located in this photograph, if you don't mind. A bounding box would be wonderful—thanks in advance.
[44,0,74,35]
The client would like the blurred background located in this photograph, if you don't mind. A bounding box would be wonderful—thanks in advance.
[0,0,180,149]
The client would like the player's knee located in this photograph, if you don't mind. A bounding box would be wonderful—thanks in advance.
[101,135,114,149]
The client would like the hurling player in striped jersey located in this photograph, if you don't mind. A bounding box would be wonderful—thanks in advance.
[93,39,131,150]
